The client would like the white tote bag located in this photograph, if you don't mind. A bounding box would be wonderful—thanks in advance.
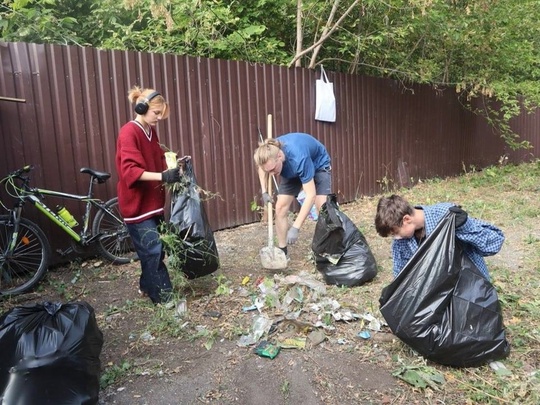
[315,65,336,122]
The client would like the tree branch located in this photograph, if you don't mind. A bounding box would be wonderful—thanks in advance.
[309,0,341,69]
[288,0,361,68]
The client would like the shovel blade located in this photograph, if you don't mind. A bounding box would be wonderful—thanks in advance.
[260,247,288,270]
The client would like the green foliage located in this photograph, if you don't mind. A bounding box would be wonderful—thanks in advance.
[189,326,219,350]
[392,361,445,390]
[2,0,540,147]
[100,361,132,388]
[0,0,93,45]
[159,222,219,276]
[214,273,231,296]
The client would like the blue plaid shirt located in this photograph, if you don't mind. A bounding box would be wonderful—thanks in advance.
[391,203,504,280]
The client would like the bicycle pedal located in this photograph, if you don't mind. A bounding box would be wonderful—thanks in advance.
[56,247,74,257]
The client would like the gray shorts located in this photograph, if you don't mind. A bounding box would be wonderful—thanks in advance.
[278,167,332,197]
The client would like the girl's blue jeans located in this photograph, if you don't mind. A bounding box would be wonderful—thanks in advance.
[126,216,172,304]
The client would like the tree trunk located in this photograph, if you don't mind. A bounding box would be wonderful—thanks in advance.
[295,0,303,67]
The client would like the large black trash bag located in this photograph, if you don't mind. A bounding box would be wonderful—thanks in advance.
[169,160,220,279]
[0,301,103,405]
[379,213,510,367]
[311,194,377,287]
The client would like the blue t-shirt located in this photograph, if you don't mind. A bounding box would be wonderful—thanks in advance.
[276,133,331,183]
[391,202,505,280]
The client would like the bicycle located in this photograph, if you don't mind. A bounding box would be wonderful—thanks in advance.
[0,165,136,296]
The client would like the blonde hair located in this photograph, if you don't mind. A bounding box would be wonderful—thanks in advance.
[253,139,282,166]
[128,85,170,119]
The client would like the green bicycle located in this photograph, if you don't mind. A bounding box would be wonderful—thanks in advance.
[0,165,136,296]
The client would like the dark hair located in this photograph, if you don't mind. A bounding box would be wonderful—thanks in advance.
[375,194,414,237]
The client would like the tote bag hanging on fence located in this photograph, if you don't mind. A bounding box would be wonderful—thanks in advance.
[315,65,336,122]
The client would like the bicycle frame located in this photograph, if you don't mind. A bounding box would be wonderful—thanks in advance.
[25,190,104,244]
[3,168,122,247]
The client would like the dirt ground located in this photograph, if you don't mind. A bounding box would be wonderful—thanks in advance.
[1,194,525,405]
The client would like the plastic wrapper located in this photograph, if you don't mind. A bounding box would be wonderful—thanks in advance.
[311,194,377,287]
[379,213,510,367]
[0,301,103,404]
[296,190,318,221]
[168,160,220,279]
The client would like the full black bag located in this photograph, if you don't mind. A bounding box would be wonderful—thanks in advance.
[312,194,377,287]
[0,301,103,404]
[169,160,220,279]
[379,213,510,367]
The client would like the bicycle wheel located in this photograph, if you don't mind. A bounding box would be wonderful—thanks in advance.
[93,197,136,264]
[0,215,51,295]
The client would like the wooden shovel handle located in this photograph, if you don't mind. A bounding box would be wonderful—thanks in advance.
[267,114,273,247]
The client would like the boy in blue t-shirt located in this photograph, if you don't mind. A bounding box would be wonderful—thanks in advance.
[254,132,332,258]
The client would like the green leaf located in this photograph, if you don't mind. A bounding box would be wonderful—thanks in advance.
[393,365,446,390]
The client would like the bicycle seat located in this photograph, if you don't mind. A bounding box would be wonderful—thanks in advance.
[80,167,111,183]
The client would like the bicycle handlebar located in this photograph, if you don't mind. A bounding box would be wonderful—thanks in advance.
[9,165,34,177]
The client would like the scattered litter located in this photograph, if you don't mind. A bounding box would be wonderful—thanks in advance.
[307,330,326,347]
[283,286,304,306]
[237,314,273,347]
[234,272,386,351]
[241,276,250,285]
[280,273,327,296]
[358,313,383,331]
[203,310,221,319]
[269,318,315,336]
[489,361,512,376]
[337,338,348,345]
[332,309,357,322]
[279,337,307,349]
[242,296,264,312]
[254,340,280,359]
[314,321,336,330]
[357,330,371,340]
[140,332,155,341]
[175,299,187,317]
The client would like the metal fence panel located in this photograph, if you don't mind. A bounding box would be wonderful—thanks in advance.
[1,42,539,264]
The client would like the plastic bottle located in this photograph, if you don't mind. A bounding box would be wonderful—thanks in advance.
[56,205,79,227]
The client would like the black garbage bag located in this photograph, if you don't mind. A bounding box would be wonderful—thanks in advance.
[379,213,510,367]
[0,301,103,404]
[312,194,377,287]
[168,160,220,279]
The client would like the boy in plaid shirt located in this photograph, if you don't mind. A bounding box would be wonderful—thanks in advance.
[375,194,504,280]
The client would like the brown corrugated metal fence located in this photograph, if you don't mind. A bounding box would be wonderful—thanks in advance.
[1,42,539,264]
